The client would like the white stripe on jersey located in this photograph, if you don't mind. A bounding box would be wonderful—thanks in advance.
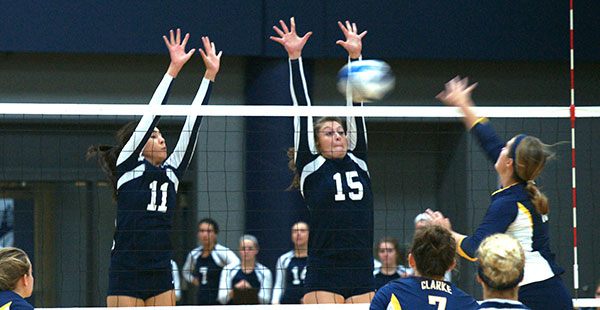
[117,74,173,166]
[348,153,370,177]
[164,78,211,170]
[506,202,554,285]
[166,168,179,192]
[300,156,326,198]
[116,163,145,190]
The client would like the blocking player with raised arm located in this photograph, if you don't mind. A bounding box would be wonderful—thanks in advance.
[370,225,478,310]
[271,221,309,304]
[182,218,240,305]
[87,30,222,307]
[431,76,572,310]
[271,18,374,304]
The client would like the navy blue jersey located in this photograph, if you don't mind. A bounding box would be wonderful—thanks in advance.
[182,244,239,305]
[374,272,400,291]
[478,299,531,309]
[370,276,478,310]
[0,291,33,310]
[218,262,273,304]
[193,255,222,305]
[271,250,307,304]
[458,119,564,286]
[110,74,212,271]
[289,58,373,270]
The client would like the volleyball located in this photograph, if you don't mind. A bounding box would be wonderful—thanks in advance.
[337,59,395,102]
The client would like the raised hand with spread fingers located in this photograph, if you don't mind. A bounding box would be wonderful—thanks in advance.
[199,36,222,82]
[163,28,196,78]
[336,20,367,59]
[269,17,313,60]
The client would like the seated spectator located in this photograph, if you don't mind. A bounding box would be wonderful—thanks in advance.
[477,233,530,309]
[218,234,272,304]
[370,225,477,310]
[373,237,409,290]
[182,218,239,305]
[581,280,600,310]
[272,221,309,304]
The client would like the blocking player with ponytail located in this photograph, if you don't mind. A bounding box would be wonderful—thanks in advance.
[87,30,222,307]
[430,76,572,310]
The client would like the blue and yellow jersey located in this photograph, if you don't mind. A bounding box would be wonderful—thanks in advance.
[478,299,531,309]
[458,120,564,285]
[370,276,478,310]
[0,291,33,310]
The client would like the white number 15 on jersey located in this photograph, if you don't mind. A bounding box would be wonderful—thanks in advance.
[333,171,363,201]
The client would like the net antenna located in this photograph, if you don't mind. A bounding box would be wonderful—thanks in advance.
[569,0,579,298]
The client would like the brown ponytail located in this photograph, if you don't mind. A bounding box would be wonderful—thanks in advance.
[286,147,300,190]
[0,247,31,291]
[87,121,137,201]
[512,136,554,215]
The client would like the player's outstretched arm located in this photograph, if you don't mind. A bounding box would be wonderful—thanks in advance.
[270,17,312,60]
[336,20,367,59]
[163,28,196,78]
[436,76,479,129]
[199,36,222,82]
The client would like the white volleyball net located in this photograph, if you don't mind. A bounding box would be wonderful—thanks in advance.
[1,101,599,310]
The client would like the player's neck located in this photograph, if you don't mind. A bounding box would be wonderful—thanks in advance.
[483,287,518,301]
[381,264,397,275]
[500,172,519,188]
[201,244,215,257]
[294,246,308,258]
[241,259,256,272]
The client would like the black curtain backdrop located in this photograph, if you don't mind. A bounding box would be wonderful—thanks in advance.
[244,58,310,269]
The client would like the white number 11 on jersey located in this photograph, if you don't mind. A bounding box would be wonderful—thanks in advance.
[147,181,168,213]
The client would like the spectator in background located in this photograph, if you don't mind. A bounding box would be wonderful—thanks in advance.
[0,247,34,310]
[414,212,432,231]
[581,281,600,310]
[373,237,409,290]
[272,222,309,304]
[218,234,272,304]
[182,218,239,305]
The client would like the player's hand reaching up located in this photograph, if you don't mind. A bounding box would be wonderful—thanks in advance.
[270,17,312,60]
[436,76,477,108]
[164,28,196,78]
[336,20,367,59]
[199,36,222,82]
[436,76,480,128]
[425,208,452,231]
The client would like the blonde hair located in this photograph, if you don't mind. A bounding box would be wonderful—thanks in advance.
[0,247,32,291]
[512,136,554,215]
[477,234,525,291]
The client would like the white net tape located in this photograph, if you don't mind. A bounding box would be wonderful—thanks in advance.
[1,103,600,118]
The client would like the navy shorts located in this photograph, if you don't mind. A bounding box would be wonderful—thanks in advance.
[519,275,573,310]
[304,262,374,299]
[107,268,174,300]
